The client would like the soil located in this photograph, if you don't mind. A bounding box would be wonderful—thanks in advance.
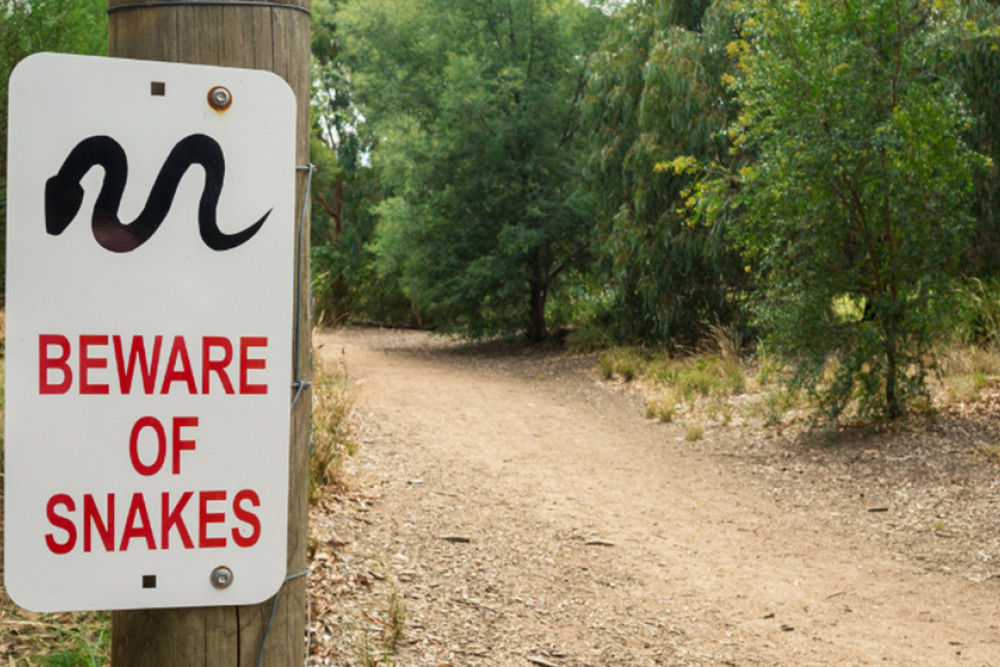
[306,327,1000,667]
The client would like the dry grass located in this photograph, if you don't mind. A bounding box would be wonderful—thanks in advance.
[685,422,705,441]
[0,607,111,666]
[311,348,358,500]
[599,347,642,382]
[622,316,1000,430]
[350,574,406,667]
[978,443,1000,461]
[645,389,678,423]
[935,344,1000,404]
[624,327,751,429]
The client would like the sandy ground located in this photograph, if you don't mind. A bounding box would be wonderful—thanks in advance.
[306,327,1000,666]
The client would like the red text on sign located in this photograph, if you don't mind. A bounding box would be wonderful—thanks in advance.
[38,334,269,396]
[128,415,198,476]
[44,489,261,554]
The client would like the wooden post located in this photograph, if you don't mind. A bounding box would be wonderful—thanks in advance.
[106,2,312,665]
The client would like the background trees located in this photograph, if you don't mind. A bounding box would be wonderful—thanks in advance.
[3,0,999,421]
[958,0,1000,279]
[340,0,606,340]
[709,0,987,419]
[309,0,411,326]
[582,0,750,345]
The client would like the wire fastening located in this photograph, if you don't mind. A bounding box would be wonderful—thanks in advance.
[256,568,311,667]
[108,1,311,16]
[255,161,317,665]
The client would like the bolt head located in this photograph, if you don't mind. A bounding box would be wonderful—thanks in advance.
[208,86,233,111]
[211,566,234,589]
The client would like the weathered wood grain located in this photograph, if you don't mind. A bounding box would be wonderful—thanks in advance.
[107,1,312,664]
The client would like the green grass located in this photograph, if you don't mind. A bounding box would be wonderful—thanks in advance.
[643,354,746,404]
[564,325,611,354]
[757,387,797,426]
[599,328,753,428]
[954,277,1000,346]
[0,605,111,667]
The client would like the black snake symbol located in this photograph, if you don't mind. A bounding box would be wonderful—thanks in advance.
[45,134,270,252]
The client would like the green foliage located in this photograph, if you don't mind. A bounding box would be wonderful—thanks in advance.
[0,0,108,164]
[582,0,751,345]
[341,0,607,340]
[310,0,412,325]
[710,0,988,420]
[957,1,1000,276]
[309,138,411,326]
[950,276,1000,345]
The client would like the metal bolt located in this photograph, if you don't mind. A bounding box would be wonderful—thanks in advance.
[210,566,234,589]
[208,86,232,111]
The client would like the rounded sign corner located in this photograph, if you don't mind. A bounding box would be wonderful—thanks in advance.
[250,69,298,117]
[9,52,54,84]
[2,577,47,615]
[243,569,292,606]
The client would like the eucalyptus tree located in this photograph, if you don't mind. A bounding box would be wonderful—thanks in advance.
[713,0,987,419]
[583,0,749,345]
[958,0,1000,277]
[341,0,607,340]
[310,0,404,324]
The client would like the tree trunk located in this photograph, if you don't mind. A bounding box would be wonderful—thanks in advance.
[333,171,344,239]
[107,2,312,665]
[331,171,348,322]
[883,312,901,420]
[528,279,548,342]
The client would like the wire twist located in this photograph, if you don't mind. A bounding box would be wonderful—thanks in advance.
[108,1,311,16]
[257,162,316,665]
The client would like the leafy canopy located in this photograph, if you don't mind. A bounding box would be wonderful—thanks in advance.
[706,0,989,419]
[341,0,607,340]
[582,0,750,345]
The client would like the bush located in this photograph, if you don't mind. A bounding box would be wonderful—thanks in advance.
[713,0,986,421]
[952,277,1000,346]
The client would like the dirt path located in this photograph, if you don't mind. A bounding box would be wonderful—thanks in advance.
[307,328,1000,666]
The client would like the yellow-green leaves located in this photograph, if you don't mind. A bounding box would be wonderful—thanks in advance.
[653,154,699,174]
